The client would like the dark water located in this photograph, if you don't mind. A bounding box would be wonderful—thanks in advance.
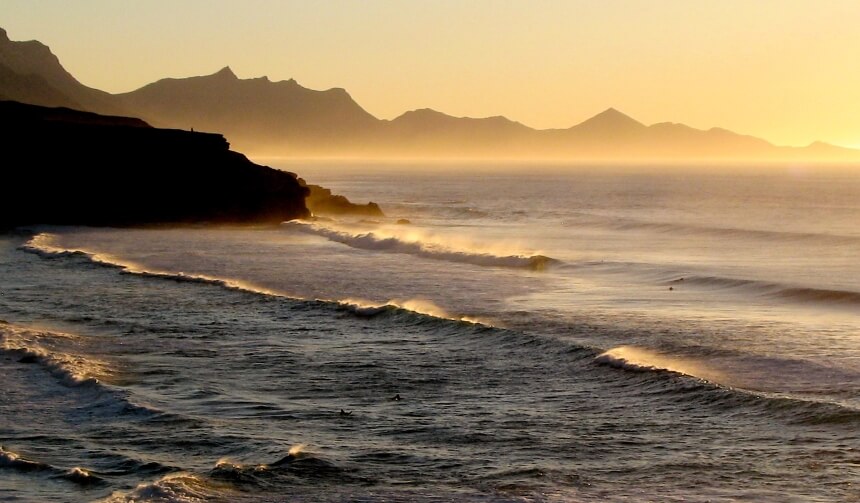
[2,167,860,501]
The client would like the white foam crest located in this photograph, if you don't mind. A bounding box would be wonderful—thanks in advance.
[339,297,491,325]
[214,447,310,472]
[66,466,95,478]
[20,232,127,267]
[214,457,237,469]
[0,446,54,475]
[0,324,113,387]
[213,457,268,473]
[63,466,104,485]
[285,221,557,270]
[595,346,724,382]
[21,233,283,297]
[22,233,495,325]
[287,443,306,456]
[99,472,218,503]
[0,445,24,466]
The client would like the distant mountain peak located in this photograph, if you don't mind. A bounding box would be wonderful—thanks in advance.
[588,107,643,126]
[0,28,54,59]
[213,66,237,79]
[569,107,646,136]
[0,26,122,114]
[403,108,448,117]
[395,108,521,124]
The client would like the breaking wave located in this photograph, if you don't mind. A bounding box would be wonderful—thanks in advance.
[283,221,558,270]
[20,233,283,295]
[0,321,183,423]
[210,446,351,486]
[104,448,352,502]
[20,233,493,327]
[99,472,220,503]
[336,298,490,325]
[594,345,724,382]
[594,345,860,426]
[0,323,112,387]
[0,446,104,486]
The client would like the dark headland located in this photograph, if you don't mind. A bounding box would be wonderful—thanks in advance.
[1,100,312,229]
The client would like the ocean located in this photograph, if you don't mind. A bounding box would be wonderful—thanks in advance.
[1,162,859,502]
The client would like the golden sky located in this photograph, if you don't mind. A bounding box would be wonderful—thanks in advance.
[2,0,859,147]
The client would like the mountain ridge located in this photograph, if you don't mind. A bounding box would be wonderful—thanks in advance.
[0,27,127,116]
[116,63,380,152]
[1,27,856,161]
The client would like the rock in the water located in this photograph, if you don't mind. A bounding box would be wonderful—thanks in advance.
[300,181,384,217]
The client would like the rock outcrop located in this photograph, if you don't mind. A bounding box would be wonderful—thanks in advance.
[300,182,384,217]
[0,101,309,228]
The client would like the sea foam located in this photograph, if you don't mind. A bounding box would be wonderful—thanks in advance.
[99,472,217,503]
[20,233,282,297]
[338,297,490,325]
[0,323,112,387]
[284,221,558,270]
[594,345,724,383]
[0,446,103,485]
[20,233,492,329]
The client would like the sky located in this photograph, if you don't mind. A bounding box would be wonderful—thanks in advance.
[2,0,859,148]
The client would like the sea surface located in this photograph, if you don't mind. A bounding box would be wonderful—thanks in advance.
[1,162,859,502]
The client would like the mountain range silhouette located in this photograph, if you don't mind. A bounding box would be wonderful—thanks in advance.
[1,27,857,160]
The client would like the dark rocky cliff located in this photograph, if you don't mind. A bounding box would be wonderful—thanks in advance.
[0,101,309,228]
[300,181,383,217]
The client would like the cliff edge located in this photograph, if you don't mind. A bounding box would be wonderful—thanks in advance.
[0,100,310,228]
